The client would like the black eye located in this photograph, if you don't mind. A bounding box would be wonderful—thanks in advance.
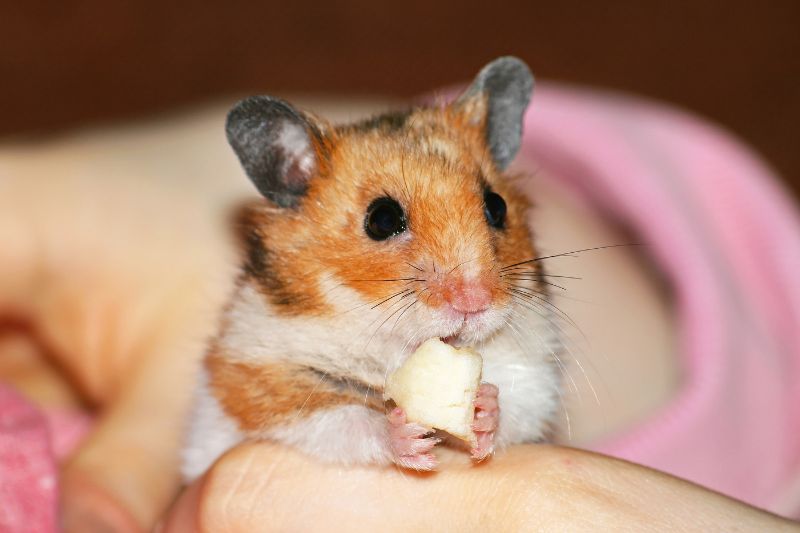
[365,197,407,241]
[483,190,507,229]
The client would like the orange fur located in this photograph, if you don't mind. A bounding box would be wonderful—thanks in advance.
[206,349,382,432]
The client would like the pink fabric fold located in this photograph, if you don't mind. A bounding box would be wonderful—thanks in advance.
[0,386,58,532]
[520,84,800,514]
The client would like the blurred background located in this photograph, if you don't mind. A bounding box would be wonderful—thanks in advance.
[2,1,798,195]
[1,6,798,527]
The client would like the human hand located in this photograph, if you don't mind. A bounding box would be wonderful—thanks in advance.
[0,174,240,532]
[160,442,797,532]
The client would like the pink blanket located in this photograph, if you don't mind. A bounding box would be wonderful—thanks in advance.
[520,85,800,515]
[0,386,89,531]
[2,83,799,529]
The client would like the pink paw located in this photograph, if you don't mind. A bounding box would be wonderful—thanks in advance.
[471,382,499,461]
[388,407,440,471]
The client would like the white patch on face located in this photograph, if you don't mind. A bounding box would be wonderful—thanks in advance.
[459,260,483,281]
[277,121,315,175]
[181,370,244,481]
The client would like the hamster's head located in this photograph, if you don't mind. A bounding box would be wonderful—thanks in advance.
[228,57,544,350]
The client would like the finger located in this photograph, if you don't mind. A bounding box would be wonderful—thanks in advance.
[158,476,204,533]
[471,415,497,433]
[403,436,442,456]
[470,431,495,460]
[60,471,141,533]
[62,334,201,531]
[394,452,438,471]
[2,156,239,531]
[164,442,475,532]
[477,383,499,397]
[57,240,237,530]
[387,406,406,426]
[0,329,83,410]
[473,394,498,412]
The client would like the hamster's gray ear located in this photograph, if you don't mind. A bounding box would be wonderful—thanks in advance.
[226,96,323,208]
[455,56,534,170]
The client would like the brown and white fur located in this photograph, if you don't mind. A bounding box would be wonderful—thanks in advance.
[182,57,561,479]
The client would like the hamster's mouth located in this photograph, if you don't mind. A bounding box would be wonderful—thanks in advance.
[441,335,459,347]
[440,325,469,348]
[409,308,502,354]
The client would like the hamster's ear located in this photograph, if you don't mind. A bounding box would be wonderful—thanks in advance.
[454,56,534,170]
[226,96,324,208]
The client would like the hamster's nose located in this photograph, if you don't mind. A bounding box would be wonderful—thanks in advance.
[443,277,492,314]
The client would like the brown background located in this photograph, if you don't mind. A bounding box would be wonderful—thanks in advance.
[3,1,798,195]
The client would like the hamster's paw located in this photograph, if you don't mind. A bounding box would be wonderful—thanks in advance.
[387,407,440,471]
[471,382,499,461]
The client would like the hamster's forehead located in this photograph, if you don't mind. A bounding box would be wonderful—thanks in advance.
[318,107,499,207]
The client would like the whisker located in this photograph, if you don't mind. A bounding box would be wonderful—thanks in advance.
[500,268,582,280]
[510,289,610,433]
[543,319,602,411]
[447,256,479,275]
[371,289,413,309]
[399,328,425,361]
[503,290,590,358]
[416,287,430,301]
[292,371,329,423]
[389,299,417,336]
[405,261,425,272]
[334,290,409,317]
[501,244,642,271]
[506,309,575,439]
[363,383,372,407]
[506,286,567,317]
[502,276,567,291]
[347,277,422,283]
[354,290,417,346]
[505,284,581,330]
[506,306,581,401]
[363,292,416,352]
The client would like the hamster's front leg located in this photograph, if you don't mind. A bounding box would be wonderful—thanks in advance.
[471,382,500,460]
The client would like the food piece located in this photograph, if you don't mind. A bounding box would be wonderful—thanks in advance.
[385,338,483,443]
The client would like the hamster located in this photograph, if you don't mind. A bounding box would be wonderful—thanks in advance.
[182,56,561,479]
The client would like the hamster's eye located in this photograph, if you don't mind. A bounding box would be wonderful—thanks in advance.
[365,197,407,241]
[483,190,507,229]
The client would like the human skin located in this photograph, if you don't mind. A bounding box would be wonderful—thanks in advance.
[159,442,798,533]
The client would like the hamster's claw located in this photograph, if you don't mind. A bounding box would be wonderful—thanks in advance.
[387,407,440,471]
[471,382,499,461]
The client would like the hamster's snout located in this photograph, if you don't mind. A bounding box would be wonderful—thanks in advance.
[419,269,506,344]
[441,276,491,315]
[424,269,499,320]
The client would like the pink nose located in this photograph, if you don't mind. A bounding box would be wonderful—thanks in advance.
[443,278,492,314]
